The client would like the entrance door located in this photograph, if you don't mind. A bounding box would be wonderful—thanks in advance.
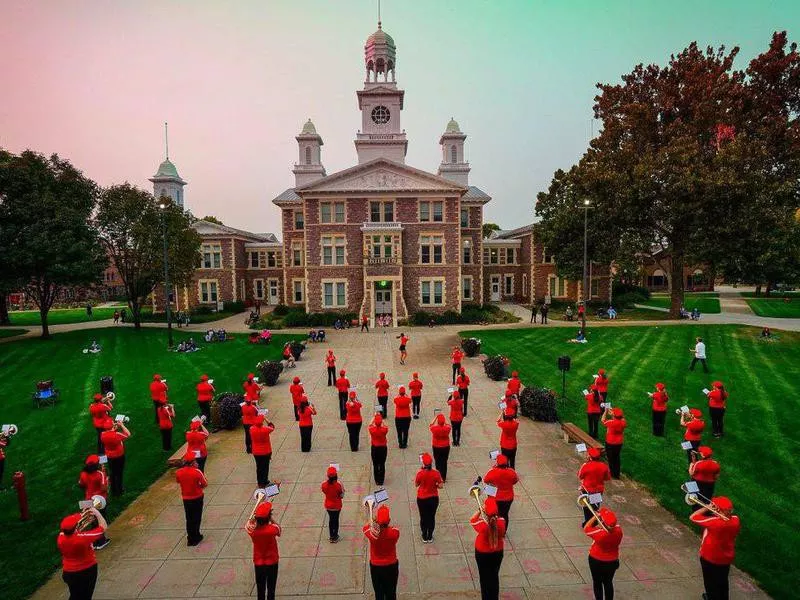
[490,276,501,301]
[268,280,279,305]
[374,282,393,316]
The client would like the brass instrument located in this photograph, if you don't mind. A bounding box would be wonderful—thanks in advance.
[248,490,267,521]
[104,392,116,403]
[363,495,379,536]
[0,424,19,441]
[77,495,107,531]
[681,483,730,521]
[469,476,487,521]
[577,493,609,532]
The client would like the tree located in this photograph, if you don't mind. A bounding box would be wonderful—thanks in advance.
[482,222,500,239]
[95,184,202,329]
[202,215,224,225]
[0,150,107,338]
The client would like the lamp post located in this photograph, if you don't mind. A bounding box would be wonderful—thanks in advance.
[159,202,173,349]
[581,200,592,303]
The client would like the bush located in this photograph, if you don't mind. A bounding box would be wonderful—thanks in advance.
[257,360,284,386]
[483,355,509,381]
[216,392,244,429]
[192,305,214,315]
[461,337,481,357]
[411,311,432,326]
[519,386,558,422]
[283,310,310,327]
[612,282,650,308]
[225,301,246,313]
[273,304,290,316]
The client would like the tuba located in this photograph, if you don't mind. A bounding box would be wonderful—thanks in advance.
[577,494,609,532]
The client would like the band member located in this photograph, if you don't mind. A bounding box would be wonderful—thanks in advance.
[471,496,506,600]
[324,349,337,386]
[689,446,720,501]
[251,415,275,487]
[456,367,471,416]
[601,407,626,479]
[186,420,210,472]
[0,434,6,488]
[648,382,668,436]
[584,507,623,600]
[176,452,208,546]
[689,336,709,372]
[149,374,167,424]
[585,384,602,439]
[78,455,110,549]
[364,504,400,600]
[345,391,363,451]
[361,313,370,332]
[506,371,522,396]
[578,447,611,525]
[390,386,411,449]
[415,452,443,543]
[297,398,316,453]
[497,406,519,468]
[451,346,464,384]
[242,398,259,454]
[89,393,112,454]
[157,402,175,451]
[57,507,108,600]
[690,497,740,600]
[397,332,409,364]
[409,372,423,419]
[707,381,729,438]
[247,500,281,600]
[375,372,390,418]
[447,390,465,446]
[335,369,350,420]
[483,454,518,531]
[243,373,262,402]
[502,390,519,418]
[369,413,389,485]
[430,413,452,482]
[289,376,304,421]
[321,466,345,543]
[100,421,130,496]
[594,369,610,402]
[196,374,215,423]
[681,408,706,463]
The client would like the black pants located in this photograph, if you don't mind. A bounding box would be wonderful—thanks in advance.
[475,550,503,600]
[700,557,730,600]
[652,410,666,436]
[710,407,725,436]
[452,363,461,384]
[451,420,463,446]
[587,413,600,438]
[183,496,204,544]
[690,357,709,372]
[196,456,207,473]
[161,428,172,451]
[501,447,516,469]
[62,563,98,600]
[369,562,399,600]
[300,425,313,452]
[541,312,548,324]
[198,402,211,423]
[95,427,105,455]
[686,440,700,464]
[255,453,271,487]
[293,405,299,421]
[497,499,513,531]
[460,388,469,416]
[417,496,439,541]
[109,455,125,496]
[361,322,369,332]
[432,446,450,481]
[244,424,252,453]
[412,396,421,417]
[395,417,411,448]
[347,422,361,451]
[588,556,619,600]
[254,563,279,600]
[327,366,336,386]
[696,480,716,502]
[605,443,622,478]
[153,401,161,424]
[326,509,340,540]
[531,311,536,323]
[338,392,347,420]
[371,446,387,485]
[378,396,388,418]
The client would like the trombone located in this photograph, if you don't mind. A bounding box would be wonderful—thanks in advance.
[469,476,487,521]
[681,483,730,521]
[77,495,107,531]
[577,493,609,532]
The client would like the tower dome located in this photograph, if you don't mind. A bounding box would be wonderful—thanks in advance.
[301,119,317,135]
[154,158,180,179]
[364,22,396,82]
[445,117,461,134]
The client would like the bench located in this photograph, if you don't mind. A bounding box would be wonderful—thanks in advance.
[167,442,190,468]
[32,381,60,408]
[561,422,603,449]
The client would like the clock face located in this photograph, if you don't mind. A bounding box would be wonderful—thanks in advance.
[371,105,390,125]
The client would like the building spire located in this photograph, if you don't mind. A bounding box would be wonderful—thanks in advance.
[164,122,169,160]
[377,0,381,28]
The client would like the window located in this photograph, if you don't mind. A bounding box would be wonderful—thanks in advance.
[591,278,600,298]
[294,210,304,230]
[450,145,457,163]
[322,281,347,307]
[420,234,444,264]
[462,239,472,264]
[371,235,395,258]
[199,280,218,303]
[253,279,264,300]
[320,201,345,224]
[549,275,567,298]
[420,280,444,306]
[488,248,499,264]
[267,252,278,268]
[249,252,260,268]
[370,200,394,222]
[201,244,222,269]
[293,280,304,303]
[462,276,473,301]
[291,242,304,267]
[419,201,443,222]
[522,274,528,297]
[460,207,469,228]
[305,146,312,165]
[321,235,346,265]
[504,275,514,296]
[505,248,515,265]
[543,247,554,263]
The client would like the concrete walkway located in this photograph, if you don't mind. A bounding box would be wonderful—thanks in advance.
[32,327,766,599]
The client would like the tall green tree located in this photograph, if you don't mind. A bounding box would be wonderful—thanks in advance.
[201,215,224,225]
[482,222,501,239]
[95,184,201,328]
[0,150,107,338]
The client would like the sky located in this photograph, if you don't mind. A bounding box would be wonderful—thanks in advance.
[0,0,796,234]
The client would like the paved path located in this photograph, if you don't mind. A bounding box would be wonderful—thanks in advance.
[32,328,766,599]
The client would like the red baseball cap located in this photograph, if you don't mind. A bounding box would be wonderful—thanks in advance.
[598,507,617,527]
[503,406,515,417]
[326,466,337,477]
[598,368,606,375]
[376,505,391,525]
[253,415,265,426]
[255,502,272,518]
[690,408,703,418]
[190,421,202,431]
[349,390,357,399]
[60,513,81,531]
[484,497,499,516]
[612,408,624,418]
[328,349,333,354]
[698,446,713,458]
[587,447,602,459]
[412,372,419,378]
[398,386,406,394]
[452,390,460,399]
[655,382,665,390]
[379,372,385,378]
[153,374,161,380]
[712,381,723,388]
[339,369,346,376]
[511,371,518,377]
[247,373,255,379]
[460,367,466,373]
[85,454,100,466]
[496,454,508,466]
[182,452,196,463]
[421,452,433,466]
[436,413,445,425]
[293,376,300,384]
[374,414,383,424]
[93,393,103,401]
[200,374,209,381]
[712,496,733,511]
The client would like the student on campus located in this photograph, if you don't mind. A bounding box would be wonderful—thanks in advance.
[243,373,262,402]
[483,454,518,531]
[689,337,709,372]
[585,384,603,439]
[470,496,506,600]
[409,372,424,419]
[450,346,464,384]
[507,371,522,396]
[149,374,168,424]
[447,390,465,446]
[648,382,669,436]
[57,506,108,600]
[690,497,741,600]
[369,413,389,486]
[584,507,623,600]
[364,504,400,599]
[681,408,706,463]
[242,398,259,454]
[325,349,337,386]
[601,407,626,479]
[415,452,443,543]
[175,452,208,547]
[77,455,110,550]
[456,367,471,416]
[89,393,112,455]
[578,447,611,526]
[429,413,452,482]
[397,332,409,364]
[321,466,345,543]
[706,381,729,438]
[185,420,210,472]
[335,369,350,420]
[375,372,390,418]
[297,398,317,453]
[251,415,275,488]
[689,446,721,501]
[345,391,363,451]
[100,421,130,497]
[246,500,281,600]
[157,402,175,451]
[289,376,304,421]
[594,369,610,402]
[196,375,215,423]
[497,406,519,468]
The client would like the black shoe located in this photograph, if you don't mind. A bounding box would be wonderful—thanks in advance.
[413,415,419,419]
[93,538,111,550]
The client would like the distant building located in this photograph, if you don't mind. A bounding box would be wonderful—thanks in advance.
[639,249,714,292]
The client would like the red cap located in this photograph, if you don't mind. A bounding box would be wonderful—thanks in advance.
[253,414,265,426]
[328,349,333,354]
[612,408,623,418]
[503,406,515,417]
[93,393,103,401]
[460,367,466,373]
[412,372,419,378]
[153,374,161,380]
[698,446,713,458]
[496,454,508,466]
[484,497,499,516]
[436,413,445,425]
[511,371,518,377]
[293,376,300,384]
[451,390,460,399]
[376,505,391,525]
[85,454,100,466]
[421,452,433,466]
[255,502,272,518]
[339,369,346,376]
[374,414,383,424]
[712,496,733,511]
[326,466,337,477]
[190,421,202,431]
[598,507,617,527]
[200,374,209,381]
[690,408,703,418]
[379,372,385,378]
[712,381,723,388]
[590,384,598,391]
[102,417,114,430]
[247,373,255,380]
[655,382,665,390]
[60,513,81,531]
[598,368,606,375]
[349,390,357,399]
[587,447,602,459]
[182,452,196,463]
[398,386,406,394]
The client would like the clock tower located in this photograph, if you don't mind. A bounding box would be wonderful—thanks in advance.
[355,21,407,164]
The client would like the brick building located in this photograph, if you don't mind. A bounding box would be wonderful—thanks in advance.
[639,249,714,292]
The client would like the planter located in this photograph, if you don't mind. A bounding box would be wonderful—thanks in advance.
[483,355,509,381]
[461,337,481,357]
[216,393,244,430]
[519,386,558,422]
[257,360,284,386]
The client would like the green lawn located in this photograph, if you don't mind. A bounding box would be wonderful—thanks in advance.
[138,306,244,324]
[639,292,721,314]
[0,328,28,338]
[461,324,799,600]
[740,290,800,298]
[4,306,123,327]
[745,298,800,318]
[0,328,302,600]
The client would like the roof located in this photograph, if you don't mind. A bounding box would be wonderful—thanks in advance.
[192,219,279,243]
[152,158,183,180]
[494,223,535,239]
[300,119,317,135]
[462,185,491,203]
[272,188,301,205]
[445,118,461,133]
[366,23,396,50]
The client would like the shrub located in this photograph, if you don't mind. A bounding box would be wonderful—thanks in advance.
[283,310,310,327]
[257,360,284,386]
[226,301,246,313]
[613,291,649,309]
[411,311,432,326]
[289,340,306,360]
[216,392,244,429]
[192,305,214,315]
[483,355,509,381]
[273,304,290,316]
[461,337,481,357]
[519,386,558,422]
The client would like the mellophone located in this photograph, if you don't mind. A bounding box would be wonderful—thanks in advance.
[680,482,730,521]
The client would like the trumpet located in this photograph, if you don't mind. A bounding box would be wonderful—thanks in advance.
[469,476,487,521]
[248,490,267,521]
[192,415,207,424]
[681,484,730,521]
[364,495,379,536]
[577,493,609,532]
[77,495,107,531]
[0,424,19,441]
[104,392,116,403]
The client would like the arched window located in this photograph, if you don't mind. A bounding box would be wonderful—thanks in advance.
[450,145,457,163]
[160,188,167,199]
[305,146,312,165]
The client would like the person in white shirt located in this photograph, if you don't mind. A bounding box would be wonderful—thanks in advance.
[689,337,709,372]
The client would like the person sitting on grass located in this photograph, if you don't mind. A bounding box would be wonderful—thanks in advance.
[607,306,617,319]
[317,330,326,342]
[259,329,272,344]
[761,327,771,338]
[568,329,588,344]
[691,307,701,321]
[309,330,318,343]
[679,306,690,319]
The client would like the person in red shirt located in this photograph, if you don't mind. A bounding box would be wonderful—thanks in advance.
[471,496,506,600]
[186,420,210,472]
[707,380,729,438]
[429,413,452,481]
[243,373,262,402]
[594,369,610,402]
[247,500,281,600]
[335,369,350,420]
[289,376,304,422]
[690,496,741,600]
[689,445,721,501]
[297,398,316,453]
[242,398,260,454]
[408,372,424,419]
[394,386,412,448]
[251,415,275,487]
[502,390,520,418]
[506,371,522,396]
[364,504,400,599]
[196,374,215,423]
[325,349,337,386]
[321,466,345,543]
[585,384,602,439]
[375,372,390,418]
[149,374,168,424]
[176,452,208,546]
[601,407,626,479]
[78,455,110,550]
[584,507,623,600]
[483,454,519,531]
[415,452,443,542]
[100,421,130,496]
[345,391,363,451]
[369,413,389,485]
[497,406,519,468]
[0,435,7,489]
[57,508,108,599]
[681,408,706,463]
[578,447,611,526]
[450,346,464,384]
[397,333,409,364]
[648,382,669,436]
[157,403,175,451]
[89,393,112,455]
[456,367,471,416]
[447,390,465,446]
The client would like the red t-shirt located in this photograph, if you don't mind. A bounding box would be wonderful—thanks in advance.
[251,423,275,456]
[409,379,423,397]
[708,390,728,409]
[289,383,304,404]
[456,374,470,390]
[394,395,411,418]
[325,354,336,367]
[685,419,705,441]
[249,523,281,566]
[243,381,261,401]
[298,407,314,427]
[586,525,623,561]
[430,423,451,448]
[498,420,518,450]
[58,526,105,572]
[100,430,126,459]
[585,392,602,414]
[242,402,259,426]
[415,468,443,498]
[175,465,207,500]
[157,405,173,430]
[507,377,521,395]
[78,470,107,500]
[692,459,721,483]
[320,480,344,510]
[399,336,409,347]
[89,403,110,428]
[196,382,214,403]
[483,467,518,501]
[345,400,362,423]
[369,424,388,447]
[375,379,390,398]
[690,514,741,565]
[149,381,167,402]
[186,430,209,458]
[470,515,506,552]
[335,377,350,393]
[451,350,464,364]
[594,375,609,393]
[448,397,464,422]
[603,418,626,445]
[651,391,669,412]
[578,460,611,493]
[363,525,400,566]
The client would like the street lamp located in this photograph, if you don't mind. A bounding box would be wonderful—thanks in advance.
[581,199,593,304]
[159,202,174,349]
